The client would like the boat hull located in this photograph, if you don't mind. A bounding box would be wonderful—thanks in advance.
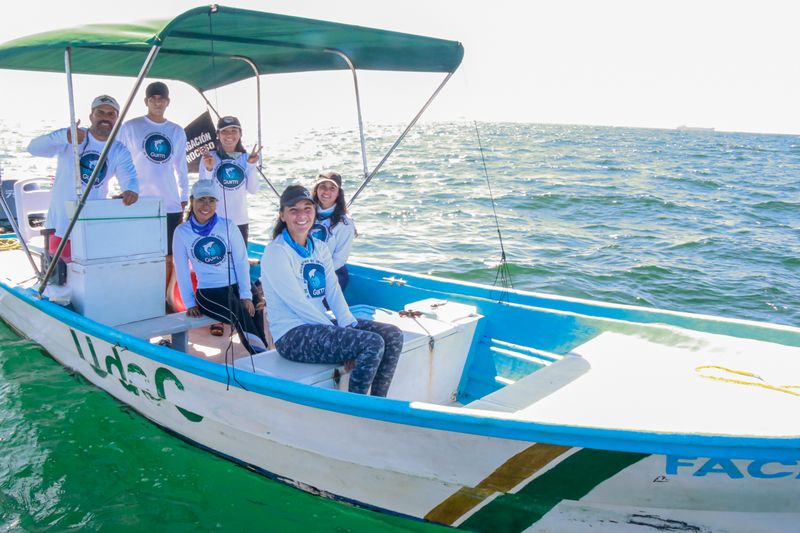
[1,279,799,532]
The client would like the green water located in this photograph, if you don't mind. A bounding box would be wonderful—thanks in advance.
[0,321,446,532]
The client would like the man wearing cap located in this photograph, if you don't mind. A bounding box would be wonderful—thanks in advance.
[119,81,189,295]
[27,94,139,263]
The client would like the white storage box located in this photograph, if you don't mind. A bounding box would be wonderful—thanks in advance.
[351,304,482,404]
[68,257,165,326]
[232,303,482,402]
[67,197,166,265]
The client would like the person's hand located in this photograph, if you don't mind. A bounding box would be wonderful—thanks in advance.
[242,298,255,317]
[343,359,355,373]
[202,151,215,171]
[247,144,262,164]
[187,306,202,317]
[65,120,86,144]
[119,190,139,205]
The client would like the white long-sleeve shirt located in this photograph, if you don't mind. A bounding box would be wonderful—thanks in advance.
[198,151,258,225]
[27,128,138,237]
[309,213,356,270]
[260,232,356,342]
[172,216,252,309]
[118,116,189,213]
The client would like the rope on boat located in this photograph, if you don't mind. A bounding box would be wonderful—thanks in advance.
[0,238,21,251]
[695,365,800,397]
[399,310,435,352]
[473,121,512,300]
[207,5,251,392]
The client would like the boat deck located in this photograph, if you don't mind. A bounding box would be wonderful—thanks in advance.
[1,248,41,287]
[468,327,800,437]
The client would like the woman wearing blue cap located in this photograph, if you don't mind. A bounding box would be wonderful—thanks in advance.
[172,180,267,354]
[260,185,403,396]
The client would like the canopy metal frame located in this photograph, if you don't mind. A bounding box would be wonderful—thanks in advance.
[37,44,162,294]
[325,48,369,180]
[348,71,454,207]
[26,5,459,293]
[229,55,280,198]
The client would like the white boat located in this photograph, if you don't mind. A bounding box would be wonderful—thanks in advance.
[0,6,798,532]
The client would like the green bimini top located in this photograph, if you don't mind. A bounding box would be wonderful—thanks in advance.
[0,5,463,91]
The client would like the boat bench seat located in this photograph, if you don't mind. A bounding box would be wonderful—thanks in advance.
[116,312,218,352]
[465,354,590,413]
[233,350,346,388]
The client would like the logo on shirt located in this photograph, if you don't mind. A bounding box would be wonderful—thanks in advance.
[143,132,172,163]
[302,262,326,298]
[79,151,108,188]
[309,223,329,242]
[193,236,226,265]
[215,162,245,190]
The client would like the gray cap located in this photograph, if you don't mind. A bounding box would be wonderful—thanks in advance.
[91,94,120,112]
[191,180,219,201]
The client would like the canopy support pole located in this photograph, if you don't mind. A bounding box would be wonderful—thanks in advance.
[198,91,222,120]
[201,58,279,199]
[65,47,82,196]
[348,71,454,207]
[325,49,368,180]
[38,44,162,295]
[232,56,263,172]
[0,171,42,278]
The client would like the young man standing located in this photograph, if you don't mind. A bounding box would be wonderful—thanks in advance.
[119,82,189,303]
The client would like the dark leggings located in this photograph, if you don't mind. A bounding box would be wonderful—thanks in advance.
[237,223,249,246]
[195,284,267,354]
[275,319,403,396]
[209,223,250,329]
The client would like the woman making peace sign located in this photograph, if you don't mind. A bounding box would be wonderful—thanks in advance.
[199,115,261,245]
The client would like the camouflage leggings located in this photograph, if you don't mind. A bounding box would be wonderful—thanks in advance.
[275,319,404,396]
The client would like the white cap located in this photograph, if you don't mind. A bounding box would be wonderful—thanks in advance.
[91,94,120,112]
[191,180,219,201]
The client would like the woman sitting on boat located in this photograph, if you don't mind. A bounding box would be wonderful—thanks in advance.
[260,185,403,396]
[172,180,267,355]
[310,171,356,292]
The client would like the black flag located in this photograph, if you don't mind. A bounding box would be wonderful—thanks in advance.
[184,111,216,173]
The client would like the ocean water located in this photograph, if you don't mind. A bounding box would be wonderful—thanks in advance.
[1,121,798,530]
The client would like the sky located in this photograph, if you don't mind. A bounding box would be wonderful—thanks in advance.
[1,0,799,138]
